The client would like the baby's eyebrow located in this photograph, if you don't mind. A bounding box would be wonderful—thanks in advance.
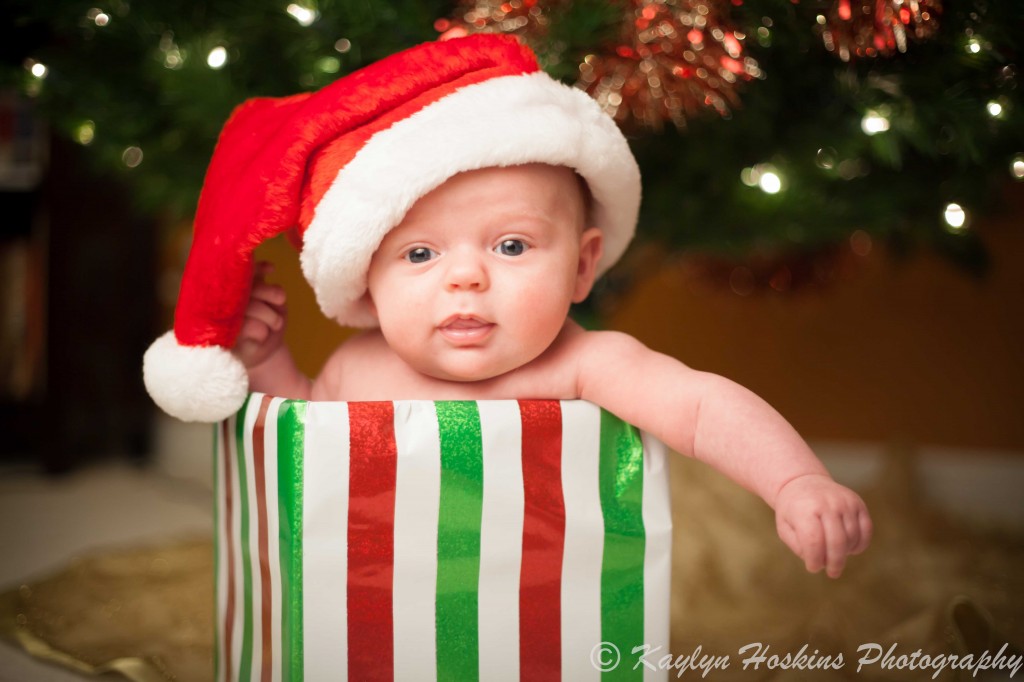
[490,207,562,223]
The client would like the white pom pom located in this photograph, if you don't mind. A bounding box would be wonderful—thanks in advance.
[143,331,250,422]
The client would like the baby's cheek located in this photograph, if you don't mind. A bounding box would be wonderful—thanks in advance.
[518,304,568,351]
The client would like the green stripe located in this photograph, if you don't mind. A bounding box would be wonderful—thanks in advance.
[434,401,484,682]
[212,422,220,682]
[235,396,254,682]
[598,409,647,680]
[276,400,306,682]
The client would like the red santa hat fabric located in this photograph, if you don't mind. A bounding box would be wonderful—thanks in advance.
[143,33,641,422]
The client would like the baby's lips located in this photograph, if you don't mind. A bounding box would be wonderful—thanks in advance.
[438,314,495,343]
[440,314,491,330]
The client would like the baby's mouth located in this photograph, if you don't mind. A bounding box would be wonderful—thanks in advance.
[438,315,495,343]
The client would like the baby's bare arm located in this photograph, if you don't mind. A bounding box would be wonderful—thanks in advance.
[575,331,819,498]
[576,331,871,577]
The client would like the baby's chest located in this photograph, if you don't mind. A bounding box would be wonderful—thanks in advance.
[324,355,581,402]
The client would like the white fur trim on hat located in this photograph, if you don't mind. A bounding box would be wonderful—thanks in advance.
[142,331,250,423]
[300,71,641,327]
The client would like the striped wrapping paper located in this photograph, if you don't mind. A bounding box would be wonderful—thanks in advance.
[214,394,672,681]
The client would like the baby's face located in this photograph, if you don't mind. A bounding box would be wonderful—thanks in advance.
[365,163,602,383]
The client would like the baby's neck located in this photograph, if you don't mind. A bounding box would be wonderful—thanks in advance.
[312,326,586,403]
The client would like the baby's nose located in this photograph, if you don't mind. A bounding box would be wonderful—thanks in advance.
[445,249,489,291]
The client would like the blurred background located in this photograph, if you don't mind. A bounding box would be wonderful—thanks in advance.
[1,0,1022,680]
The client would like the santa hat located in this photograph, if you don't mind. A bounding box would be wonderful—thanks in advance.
[143,33,641,423]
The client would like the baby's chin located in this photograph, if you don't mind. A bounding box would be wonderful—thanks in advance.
[416,364,510,385]
[407,353,527,386]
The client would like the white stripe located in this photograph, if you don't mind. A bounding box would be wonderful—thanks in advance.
[242,397,263,678]
[559,401,604,681]
[215,421,228,682]
[228,409,245,682]
[476,401,524,681]
[391,401,441,682]
[641,432,672,682]
[263,398,285,682]
[302,401,350,679]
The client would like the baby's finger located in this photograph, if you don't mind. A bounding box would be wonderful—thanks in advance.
[841,511,861,554]
[822,514,848,579]
[251,282,286,307]
[794,516,826,574]
[776,518,802,559]
[851,510,873,555]
[238,317,270,344]
[245,300,285,331]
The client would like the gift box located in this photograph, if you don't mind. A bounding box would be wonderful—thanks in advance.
[214,395,672,681]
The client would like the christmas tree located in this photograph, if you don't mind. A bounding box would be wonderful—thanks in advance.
[3,0,1022,291]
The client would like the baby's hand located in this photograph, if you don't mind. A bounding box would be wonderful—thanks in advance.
[773,473,872,579]
[233,261,288,369]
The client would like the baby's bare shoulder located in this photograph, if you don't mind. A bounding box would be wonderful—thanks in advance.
[561,326,650,365]
[567,327,698,392]
[524,325,648,396]
[322,330,388,367]
[312,331,393,399]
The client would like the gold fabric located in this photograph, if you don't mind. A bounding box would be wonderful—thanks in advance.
[1,540,212,681]
[1,449,1021,681]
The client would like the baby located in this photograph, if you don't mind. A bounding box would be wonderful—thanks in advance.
[236,160,871,579]
[144,35,870,580]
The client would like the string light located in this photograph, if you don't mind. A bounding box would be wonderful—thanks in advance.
[1012,155,1024,180]
[122,146,143,168]
[965,37,982,54]
[315,56,340,74]
[286,4,318,26]
[943,202,967,232]
[759,170,782,194]
[163,47,184,69]
[861,109,891,134]
[26,60,48,79]
[986,100,1004,118]
[75,121,96,145]
[756,24,771,46]
[87,8,110,26]
[741,163,784,193]
[206,46,228,69]
[160,32,185,69]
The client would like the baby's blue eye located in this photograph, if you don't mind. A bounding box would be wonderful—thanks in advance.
[406,247,437,263]
[496,239,528,256]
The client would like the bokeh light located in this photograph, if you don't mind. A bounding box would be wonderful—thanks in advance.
[286,4,318,26]
[1011,155,1024,180]
[861,110,891,135]
[943,203,968,232]
[206,46,228,69]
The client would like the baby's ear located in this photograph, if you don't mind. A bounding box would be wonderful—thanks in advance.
[572,227,604,303]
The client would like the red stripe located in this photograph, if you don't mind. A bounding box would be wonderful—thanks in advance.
[347,402,398,681]
[221,419,236,682]
[252,396,275,682]
[518,400,566,681]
